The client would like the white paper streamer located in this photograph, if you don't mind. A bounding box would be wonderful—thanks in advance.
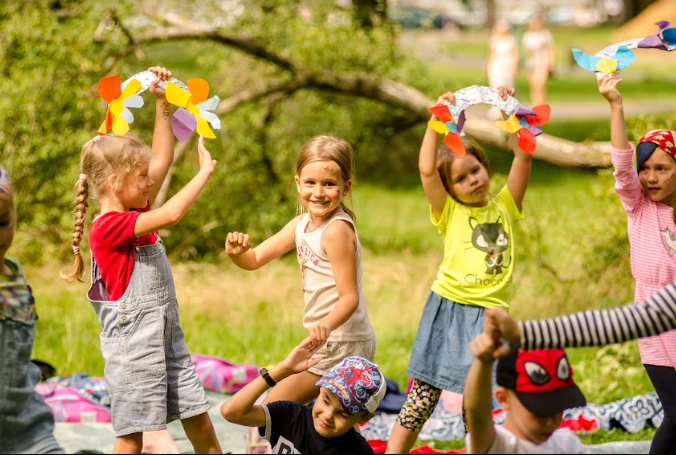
[447,85,521,120]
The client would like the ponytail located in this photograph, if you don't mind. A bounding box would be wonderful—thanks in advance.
[61,175,89,282]
[340,201,356,222]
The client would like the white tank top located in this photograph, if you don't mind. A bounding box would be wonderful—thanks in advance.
[295,210,375,342]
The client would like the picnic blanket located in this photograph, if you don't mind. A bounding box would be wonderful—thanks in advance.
[361,393,662,442]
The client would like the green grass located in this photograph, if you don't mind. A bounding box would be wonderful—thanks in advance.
[30,140,655,446]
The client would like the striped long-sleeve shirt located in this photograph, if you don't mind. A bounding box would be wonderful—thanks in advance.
[519,283,676,350]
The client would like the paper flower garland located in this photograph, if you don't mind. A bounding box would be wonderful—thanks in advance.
[165,79,221,141]
[427,105,467,157]
[573,20,676,75]
[427,86,550,156]
[97,75,144,135]
[495,105,551,153]
[96,71,222,141]
[572,46,636,74]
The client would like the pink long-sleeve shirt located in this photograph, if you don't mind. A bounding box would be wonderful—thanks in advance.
[612,144,676,367]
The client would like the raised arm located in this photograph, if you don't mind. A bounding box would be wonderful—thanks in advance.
[421,92,455,219]
[597,74,643,212]
[486,283,676,350]
[135,136,215,237]
[465,331,509,454]
[308,220,361,346]
[145,66,176,206]
[221,338,323,427]
[502,87,532,211]
[598,74,630,150]
[225,215,301,271]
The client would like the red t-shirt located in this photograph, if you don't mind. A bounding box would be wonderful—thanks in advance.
[89,204,158,301]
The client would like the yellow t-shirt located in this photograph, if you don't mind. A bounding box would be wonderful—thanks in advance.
[430,186,524,309]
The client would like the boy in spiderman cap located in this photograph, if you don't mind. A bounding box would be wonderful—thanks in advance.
[464,328,587,454]
[221,337,385,454]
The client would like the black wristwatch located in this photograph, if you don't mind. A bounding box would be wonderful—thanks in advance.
[259,367,277,388]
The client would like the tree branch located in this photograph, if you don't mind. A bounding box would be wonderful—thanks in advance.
[109,10,611,168]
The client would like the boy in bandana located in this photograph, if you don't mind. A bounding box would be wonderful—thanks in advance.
[221,338,385,454]
[0,167,63,453]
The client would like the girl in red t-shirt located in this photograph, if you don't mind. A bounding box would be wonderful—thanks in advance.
[62,66,221,454]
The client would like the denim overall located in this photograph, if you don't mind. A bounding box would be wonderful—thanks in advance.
[0,259,63,454]
[87,240,209,437]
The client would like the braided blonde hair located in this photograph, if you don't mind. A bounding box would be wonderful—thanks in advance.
[62,134,151,282]
[295,135,357,221]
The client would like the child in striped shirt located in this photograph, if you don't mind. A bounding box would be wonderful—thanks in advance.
[595,73,676,454]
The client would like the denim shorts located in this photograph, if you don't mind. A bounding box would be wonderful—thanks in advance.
[407,291,487,393]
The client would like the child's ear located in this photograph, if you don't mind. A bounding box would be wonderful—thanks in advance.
[294,175,301,193]
[495,387,510,410]
[343,179,352,195]
[108,174,118,193]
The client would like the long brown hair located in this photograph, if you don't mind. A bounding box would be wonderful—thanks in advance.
[436,139,490,200]
[61,134,151,282]
[295,135,356,221]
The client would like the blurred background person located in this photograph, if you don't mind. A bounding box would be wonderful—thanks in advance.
[522,13,555,107]
[485,19,519,90]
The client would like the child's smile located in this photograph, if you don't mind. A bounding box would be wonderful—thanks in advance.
[295,160,351,224]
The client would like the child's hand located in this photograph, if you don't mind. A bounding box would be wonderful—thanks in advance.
[148,66,172,99]
[430,91,456,120]
[225,232,251,256]
[496,86,516,100]
[470,332,499,363]
[308,323,331,347]
[197,136,217,175]
[485,308,520,345]
[280,337,324,374]
[597,74,623,106]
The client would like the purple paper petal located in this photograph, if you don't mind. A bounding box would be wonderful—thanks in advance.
[171,108,197,141]
[456,111,466,134]
[528,126,543,137]
[516,105,536,117]
[638,35,667,50]
[638,21,671,50]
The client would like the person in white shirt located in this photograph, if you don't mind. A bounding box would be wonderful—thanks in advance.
[464,327,587,454]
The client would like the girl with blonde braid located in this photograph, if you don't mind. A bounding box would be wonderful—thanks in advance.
[62,67,221,454]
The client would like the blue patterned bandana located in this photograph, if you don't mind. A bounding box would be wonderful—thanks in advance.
[315,356,386,414]
[0,167,12,197]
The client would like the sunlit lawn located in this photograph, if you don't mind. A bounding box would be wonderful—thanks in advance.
[29,118,660,446]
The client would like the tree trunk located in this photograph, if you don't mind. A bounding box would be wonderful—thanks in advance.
[353,0,387,28]
[485,0,496,29]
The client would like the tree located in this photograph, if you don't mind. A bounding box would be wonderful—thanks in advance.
[0,0,618,262]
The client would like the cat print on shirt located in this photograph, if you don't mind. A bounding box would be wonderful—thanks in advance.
[469,217,511,275]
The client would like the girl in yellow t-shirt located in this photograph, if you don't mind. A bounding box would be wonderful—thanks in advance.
[386,87,531,454]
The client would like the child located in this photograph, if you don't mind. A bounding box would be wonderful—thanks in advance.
[221,338,384,454]
[386,87,532,453]
[597,73,676,454]
[62,67,221,454]
[225,135,376,407]
[464,331,587,454]
[0,167,64,454]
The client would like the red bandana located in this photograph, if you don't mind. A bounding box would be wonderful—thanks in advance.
[639,130,676,157]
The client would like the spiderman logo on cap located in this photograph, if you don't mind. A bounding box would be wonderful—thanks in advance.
[515,350,574,393]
